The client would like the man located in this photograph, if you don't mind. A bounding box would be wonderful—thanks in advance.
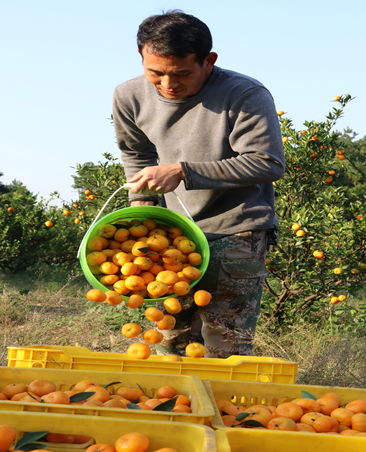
[113,11,285,358]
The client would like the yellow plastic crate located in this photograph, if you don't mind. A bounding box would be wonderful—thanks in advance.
[203,379,366,429]
[7,345,298,383]
[215,429,366,452]
[0,366,214,424]
[0,411,216,452]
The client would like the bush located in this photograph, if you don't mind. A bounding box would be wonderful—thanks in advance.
[262,95,366,331]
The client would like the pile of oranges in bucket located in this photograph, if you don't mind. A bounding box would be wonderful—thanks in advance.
[85,217,211,359]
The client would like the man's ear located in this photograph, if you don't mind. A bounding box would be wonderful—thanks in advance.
[204,52,218,71]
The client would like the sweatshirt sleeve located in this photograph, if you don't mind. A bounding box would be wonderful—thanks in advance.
[112,87,159,204]
[181,86,285,190]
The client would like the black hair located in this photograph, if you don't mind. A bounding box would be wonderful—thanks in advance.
[137,10,213,66]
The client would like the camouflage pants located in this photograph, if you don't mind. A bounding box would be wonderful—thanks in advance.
[155,230,268,358]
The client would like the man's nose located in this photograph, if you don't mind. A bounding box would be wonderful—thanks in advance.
[160,75,178,89]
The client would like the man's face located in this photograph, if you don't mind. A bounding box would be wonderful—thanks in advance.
[140,46,217,99]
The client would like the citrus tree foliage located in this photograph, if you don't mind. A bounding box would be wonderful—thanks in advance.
[262,95,366,329]
[71,152,129,217]
[0,181,83,273]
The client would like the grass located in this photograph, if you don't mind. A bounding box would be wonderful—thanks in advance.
[1,268,365,389]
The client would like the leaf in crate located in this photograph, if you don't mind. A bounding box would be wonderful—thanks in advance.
[69,392,96,403]
[19,443,50,451]
[301,390,317,400]
[242,420,265,428]
[15,432,49,450]
[235,412,250,421]
[152,396,179,412]
[136,383,151,399]
[127,403,142,410]
[102,381,121,389]
[26,390,38,401]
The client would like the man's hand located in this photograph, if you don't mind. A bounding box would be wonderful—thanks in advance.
[130,201,154,207]
[128,163,185,195]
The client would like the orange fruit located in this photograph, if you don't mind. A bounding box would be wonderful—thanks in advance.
[340,430,359,436]
[172,405,191,413]
[313,415,339,433]
[274,403,303,422]
[267,417,297,431]
[84,386,111,403]
[156,270,179,286]
[188,252,202,266]
[162,249,183,264]
[121,262,137,276]
[182,266,201,280]
[125,275,145,290]
[100,261,120,275]
[168,227,183,239]
[300,412,324,427]
[145,307,164,321]
[140,271,155,285]
[295,398,320,414]
[145,398,163,409]
[83,400,105,407]
[142,218,157,230]
[157,385,177,399]
[113,280,131,295]
[177,239,196,254]
[317,397,339,415]
[296,230,305,237]
[143,329,164,344]
[148,263,165,276]
[325,177,333,184]
[121,240,136,253]
[291,223,301,230]
[127,343,151,360]
[345,399,366,414]
[86,289,107,303]
[87,236,105,251]
[157,315,176,330]
[42,391,70,404]
[148,228,168,237]
[163,297,182,314]
[75,218,81,224]
[73,380,100,392]
[113,252,132,266]
[132,241,150,257]
[129,224,149,238]
[147,235,169,252]
[147,281,169,298]
[296,423,316,432]
[122,323,142,338]
[163,261,184,272]
[72,435,92,444]
[28,379,57,397]
[172,281,190,296]
[126,294,144,309]
[243,406,274,427]
[46,433,75,444]
[162,354,183,362]
[114,387,139,401]
[352,413,366,432]
[98,224,117,238]
[0,425,16,452]
[186,342,206,358]
[175,395,191,407]
[114,228,130,242]
[194,290,212,306]
[105,290,123,305]
[331,408,354,427]
[173,236,189,247]
[44,220,53,227]
[1,383,27,399]
[87,251,108,266]
[100,275,120,286]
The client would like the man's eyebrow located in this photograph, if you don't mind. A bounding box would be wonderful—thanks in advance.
[146,68,190,74]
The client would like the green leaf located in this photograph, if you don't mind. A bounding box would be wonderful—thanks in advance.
[222,410,229,416]
[127,402,142,410]
[69,392,96,403]
[152,396,178,412]
[26,389,38,401]
[137,247,150,254]
[242,420,265,427]
[102,381,121,389]
[136,383,151,399]
[19,443,50,451]
[235,412,250,421]
[301,390,317,400]
[15,432,49,450]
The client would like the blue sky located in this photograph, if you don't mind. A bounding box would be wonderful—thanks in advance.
[1,0,365,205]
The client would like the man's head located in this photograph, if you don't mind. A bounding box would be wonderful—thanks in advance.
[137,10,217,99]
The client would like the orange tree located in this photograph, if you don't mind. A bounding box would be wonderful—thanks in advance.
[0,180,83,273]
[261,95,366,330]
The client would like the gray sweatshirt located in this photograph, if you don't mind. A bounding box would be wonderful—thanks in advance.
[113,66,285,240]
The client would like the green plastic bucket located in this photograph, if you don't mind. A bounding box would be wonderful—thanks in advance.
[79,206,210,303]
